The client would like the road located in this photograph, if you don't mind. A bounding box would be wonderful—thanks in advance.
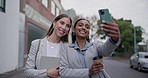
[1,57,148,78]
[104,57,148,78]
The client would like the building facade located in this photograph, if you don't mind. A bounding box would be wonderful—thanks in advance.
[0,0,76,73]
[0,0,20,73]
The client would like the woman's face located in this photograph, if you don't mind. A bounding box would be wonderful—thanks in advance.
[53,17,71,37]
[74,20,90,38]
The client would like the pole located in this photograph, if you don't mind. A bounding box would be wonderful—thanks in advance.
[134,27,137,53]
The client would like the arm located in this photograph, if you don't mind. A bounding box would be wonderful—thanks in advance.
[95,38,120,56]
[24,39,48,78]
[97,21,121,56]
[59,43,90,78]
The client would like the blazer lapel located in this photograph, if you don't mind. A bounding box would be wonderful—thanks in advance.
[41,37,47,56]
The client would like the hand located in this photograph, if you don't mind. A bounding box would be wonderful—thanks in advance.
[47,67,60,78]
[100,21,120,42]
[89,63,103,75]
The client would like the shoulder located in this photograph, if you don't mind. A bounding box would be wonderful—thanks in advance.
[61,42,71,47]
[32,39,40,43]
[31,39,43,46]
[91,39,104,45]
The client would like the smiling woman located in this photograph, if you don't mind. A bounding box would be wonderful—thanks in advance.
[72,18,90,43]
[24,14,72,78]
[59,18,121,78]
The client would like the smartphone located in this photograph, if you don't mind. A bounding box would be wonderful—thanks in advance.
[98,9,112,23]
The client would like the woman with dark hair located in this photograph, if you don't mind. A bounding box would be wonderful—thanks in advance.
[25,14,72,78]
[59,18,120,78]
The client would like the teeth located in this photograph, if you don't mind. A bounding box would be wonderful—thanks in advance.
[79,30,85,34]
[59,28,65,34]
[60,30,64,34]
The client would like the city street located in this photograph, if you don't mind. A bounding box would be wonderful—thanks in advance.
[1,0,148,78]
[104,57,148,78]
[0,57,148,78]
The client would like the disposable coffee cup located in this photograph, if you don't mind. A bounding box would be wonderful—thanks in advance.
[93,55,103,64]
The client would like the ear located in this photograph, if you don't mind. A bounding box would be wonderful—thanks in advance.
[53,21,56,28]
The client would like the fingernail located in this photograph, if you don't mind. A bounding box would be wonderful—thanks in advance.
[102,20,106,23]
[100,24,104,27]
[101,28,103,30]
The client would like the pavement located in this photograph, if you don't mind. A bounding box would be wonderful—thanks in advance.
[0,67,27,78]
[105,56,130,63]
[0,57,130,78]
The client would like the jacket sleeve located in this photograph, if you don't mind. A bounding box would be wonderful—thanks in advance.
[59,43,90,78]
[24,39,48,78]
[94,38,121,56]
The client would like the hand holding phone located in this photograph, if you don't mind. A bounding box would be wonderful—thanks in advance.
[98,9,120,41]
[98,9,112,35]
[98,9,112,23]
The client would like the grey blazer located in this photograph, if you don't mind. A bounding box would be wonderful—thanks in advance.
[59,38,120,78]
[25,37,56,78]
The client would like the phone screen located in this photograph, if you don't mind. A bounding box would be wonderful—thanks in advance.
[98,9,112,23]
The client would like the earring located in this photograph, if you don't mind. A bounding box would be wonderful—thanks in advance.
[72,32,75,35]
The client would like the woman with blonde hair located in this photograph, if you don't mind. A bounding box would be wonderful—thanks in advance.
[25,14,72,78]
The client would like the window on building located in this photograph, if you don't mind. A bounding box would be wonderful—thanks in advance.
[42,0,48,8]
[0,0,5,12]
[51,1,56,16]
[56,7,60,16]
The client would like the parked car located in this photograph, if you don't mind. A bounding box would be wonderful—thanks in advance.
[110,51,116,57]
[129,52,148,71]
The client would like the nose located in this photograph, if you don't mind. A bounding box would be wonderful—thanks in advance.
[61,25,66,30]
[82,25,86,29]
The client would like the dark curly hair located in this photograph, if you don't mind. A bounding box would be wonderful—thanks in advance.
[72,18,90,43]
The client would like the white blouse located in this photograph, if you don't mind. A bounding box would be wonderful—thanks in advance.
[47,40,60,57]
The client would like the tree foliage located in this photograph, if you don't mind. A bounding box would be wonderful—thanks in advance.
[115,18,143,53]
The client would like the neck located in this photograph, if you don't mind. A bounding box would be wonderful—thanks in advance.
[76,37,86,49]
[47,34,61,43]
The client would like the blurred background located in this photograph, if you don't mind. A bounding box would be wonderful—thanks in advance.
[0,0,148,78]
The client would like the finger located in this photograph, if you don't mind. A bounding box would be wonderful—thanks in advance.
[93,68,102,74]
[101,22,119,35]
[104,31,119,37]
[102,26,119,37]
[102,24,119,32]
[103,20,118,27]
[103,29,120,40]
[103,24,120,41]
[100,27,119,37]
[92,65,104,71]
[107,34,119,38]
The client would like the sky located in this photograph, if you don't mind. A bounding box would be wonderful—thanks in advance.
[61,0,148,34]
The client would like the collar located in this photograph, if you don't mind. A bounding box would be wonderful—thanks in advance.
[69,41,93,51]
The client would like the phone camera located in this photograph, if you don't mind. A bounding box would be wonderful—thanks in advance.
[100,10,104,15]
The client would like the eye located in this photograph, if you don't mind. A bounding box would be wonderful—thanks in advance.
[78,23,83,27]
[66,24,71,28]
[85,25,90,29]
[60,21,65,25]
